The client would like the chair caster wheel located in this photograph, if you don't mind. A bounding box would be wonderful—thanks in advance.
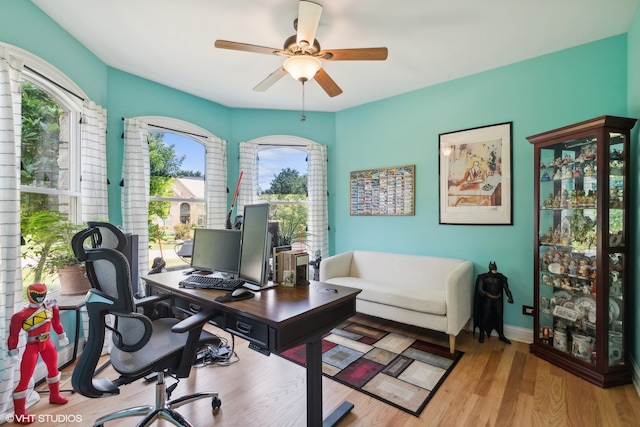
[212,396,222,411]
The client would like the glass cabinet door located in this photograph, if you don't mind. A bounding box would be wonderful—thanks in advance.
[537,136,598,365]
[529,115,635,388]
[607,131,625,368]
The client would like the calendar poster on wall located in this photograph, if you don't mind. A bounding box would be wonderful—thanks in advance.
[349,165,415,216]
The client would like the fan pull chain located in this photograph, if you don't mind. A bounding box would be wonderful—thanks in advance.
[300,81,307,122]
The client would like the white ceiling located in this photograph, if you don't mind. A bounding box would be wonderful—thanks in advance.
[33,0,640,113]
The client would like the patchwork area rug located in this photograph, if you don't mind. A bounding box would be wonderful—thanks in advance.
[278,320,463,416]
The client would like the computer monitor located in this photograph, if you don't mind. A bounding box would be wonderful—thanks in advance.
[237,203,271,290]
[190,228,241,276]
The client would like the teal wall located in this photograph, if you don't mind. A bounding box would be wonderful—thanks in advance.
[0,0,107,104]
[227,109,336,206]
[2,1,639,368]
[104,68,232,224]
[627,9,640,373]
[334,35,628,331]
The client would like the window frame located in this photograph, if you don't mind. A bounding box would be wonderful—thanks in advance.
[20,75,82,223]
[146,128,207,225]
[250,136,317,251]
[19,54,85,225]
[139,116,224,270]
[258,145,309,206]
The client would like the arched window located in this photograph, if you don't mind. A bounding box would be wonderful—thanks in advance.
[258,146,308,249]
[5,44,107,292]
[238,136,328,262]
[122,116,227,275]
[1,45,107,406]
[180,203,191,224]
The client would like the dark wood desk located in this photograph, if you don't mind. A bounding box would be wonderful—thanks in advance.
[142,271,361,427]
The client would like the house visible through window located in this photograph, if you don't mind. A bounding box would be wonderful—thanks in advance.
[148,131,205,269]
[257,147,308,251]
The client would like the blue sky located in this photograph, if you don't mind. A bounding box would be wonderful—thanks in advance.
[162,133,307,192]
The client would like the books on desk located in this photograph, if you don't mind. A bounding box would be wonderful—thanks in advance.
[274,249,309,286]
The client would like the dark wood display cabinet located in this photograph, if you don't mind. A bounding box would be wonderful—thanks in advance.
[527,115,636,387]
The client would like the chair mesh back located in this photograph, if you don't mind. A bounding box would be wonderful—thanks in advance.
[91,258,120,299]
[94,226,123,250]
[87,248,136,314]
[86,221,127,252]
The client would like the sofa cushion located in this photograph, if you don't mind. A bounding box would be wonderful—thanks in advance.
[349,251,465,290]
[323,277,447,315]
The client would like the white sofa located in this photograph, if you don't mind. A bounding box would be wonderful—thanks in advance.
[319,250,473,353]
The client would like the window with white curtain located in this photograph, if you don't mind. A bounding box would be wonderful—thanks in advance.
[257,146,309,250]
[238,136,329,263]
[147,130,206,269]
[20,73,82,288]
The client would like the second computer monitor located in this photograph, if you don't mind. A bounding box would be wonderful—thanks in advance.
[190,228,241,276]
[237,203,271,289]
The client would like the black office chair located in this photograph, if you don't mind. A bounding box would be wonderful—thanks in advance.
[71,223,222,426]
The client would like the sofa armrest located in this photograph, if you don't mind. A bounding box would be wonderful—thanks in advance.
[445,260,474,335]
[319,251,354,282]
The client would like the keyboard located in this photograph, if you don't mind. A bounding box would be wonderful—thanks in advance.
[179,275,245,291]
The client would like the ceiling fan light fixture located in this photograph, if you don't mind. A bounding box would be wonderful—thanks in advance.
[284,56,322,82]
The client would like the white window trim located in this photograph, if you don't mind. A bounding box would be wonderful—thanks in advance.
[143,116,211,210]
[9,42,87,223]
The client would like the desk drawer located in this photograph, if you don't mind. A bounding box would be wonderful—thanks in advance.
[224,313,269,348]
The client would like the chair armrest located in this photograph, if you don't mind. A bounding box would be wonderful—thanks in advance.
[135,293,171,308]
[171,309,217,333]
[320,251,353,281]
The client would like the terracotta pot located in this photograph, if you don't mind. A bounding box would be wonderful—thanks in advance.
[58,264,91,295]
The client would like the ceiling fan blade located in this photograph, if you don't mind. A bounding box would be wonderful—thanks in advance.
[319,47,388,61]
[253,67,289,92]
[314,67,343,97]
[215,40,285,56]
[296,1,323,49]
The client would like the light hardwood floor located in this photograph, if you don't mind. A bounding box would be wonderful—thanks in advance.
[30,314,640,427]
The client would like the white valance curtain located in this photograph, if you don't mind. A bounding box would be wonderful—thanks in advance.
[0,46,29,416]
[306,143,329,259]
[121,118,150,292]
[205,137,228,229]
[237,138,329,259]
[237,141,259,215]
[81,100,109,221]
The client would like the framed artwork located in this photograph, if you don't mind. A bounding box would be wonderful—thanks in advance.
[350,165,415,216]
[438,122,512,225]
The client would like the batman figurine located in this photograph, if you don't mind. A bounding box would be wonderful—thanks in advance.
[474,261,514,344]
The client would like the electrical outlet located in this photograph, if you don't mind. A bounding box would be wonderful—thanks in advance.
[522,305,534,316]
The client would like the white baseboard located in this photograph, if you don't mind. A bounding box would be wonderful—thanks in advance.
[503,324,533,344]
[477,324,533,344]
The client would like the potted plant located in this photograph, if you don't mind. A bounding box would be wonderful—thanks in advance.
[21,210,90,295]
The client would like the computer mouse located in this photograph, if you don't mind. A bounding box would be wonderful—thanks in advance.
[231,288,253,297]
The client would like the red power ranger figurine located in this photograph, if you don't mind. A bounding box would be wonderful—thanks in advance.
[7,283,69,424]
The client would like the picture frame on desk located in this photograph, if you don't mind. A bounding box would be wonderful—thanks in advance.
[438,122,513,225]
[272,245,292,284]
[278,251,309,286]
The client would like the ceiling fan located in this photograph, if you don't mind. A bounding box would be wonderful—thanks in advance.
[214,1,388,97]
